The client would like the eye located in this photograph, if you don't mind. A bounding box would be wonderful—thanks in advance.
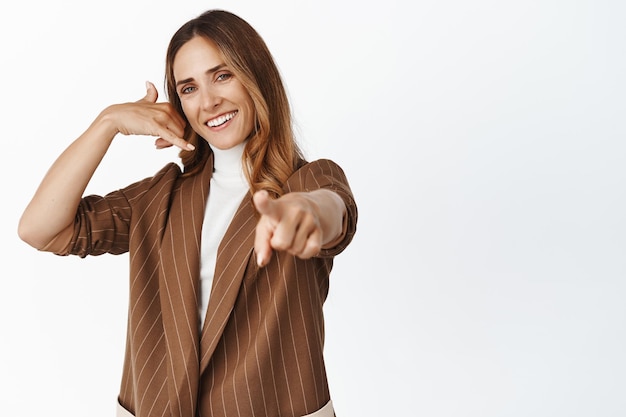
[180,85,196,95]
[216,72,233,82]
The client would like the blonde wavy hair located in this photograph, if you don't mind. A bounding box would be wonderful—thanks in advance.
[164,9,304,197]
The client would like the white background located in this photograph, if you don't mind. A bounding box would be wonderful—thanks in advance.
[1,1,625,416]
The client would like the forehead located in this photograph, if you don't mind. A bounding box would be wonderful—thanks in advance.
[173,36,223,78]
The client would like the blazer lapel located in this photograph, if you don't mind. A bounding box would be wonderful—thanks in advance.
[199,192,257,373]
[158,156,213,417]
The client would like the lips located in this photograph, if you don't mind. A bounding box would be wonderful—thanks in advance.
[207,111,238,127]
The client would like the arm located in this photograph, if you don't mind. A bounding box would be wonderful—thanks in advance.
[18,82,192,252]
[253,189,347,267]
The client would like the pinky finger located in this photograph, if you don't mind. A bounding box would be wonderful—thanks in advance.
[298,230,323,259]
[155,138,174,149]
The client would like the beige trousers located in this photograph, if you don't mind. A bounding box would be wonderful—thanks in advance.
[117,399,335,417]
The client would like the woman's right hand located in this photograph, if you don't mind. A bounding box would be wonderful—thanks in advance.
[101,81,194,151]
[18,81,194,251]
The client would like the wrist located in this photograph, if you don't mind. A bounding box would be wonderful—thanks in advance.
[303,190,345,247]
[92,105,122,139]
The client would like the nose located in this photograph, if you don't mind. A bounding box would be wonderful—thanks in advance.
[200,86,221,110]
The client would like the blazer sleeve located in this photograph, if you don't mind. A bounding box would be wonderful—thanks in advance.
[284,158,358,257]
[55,163,182,258]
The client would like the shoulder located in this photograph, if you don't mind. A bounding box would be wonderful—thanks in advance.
[285,159,352,193]
[116,162,184,203]
[127,162,183,190]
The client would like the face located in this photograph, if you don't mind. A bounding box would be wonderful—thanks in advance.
[173,36,255,150]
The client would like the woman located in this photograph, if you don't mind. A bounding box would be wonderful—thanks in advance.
[18,9,357,417]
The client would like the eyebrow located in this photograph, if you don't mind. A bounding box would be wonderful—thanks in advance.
[175,63,227,87]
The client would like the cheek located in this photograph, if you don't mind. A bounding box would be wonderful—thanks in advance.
[242,97,256,128]
[180,102,199,125]
[179,101,192,117]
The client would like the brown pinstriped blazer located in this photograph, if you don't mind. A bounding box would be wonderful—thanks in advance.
[58,155,357,417]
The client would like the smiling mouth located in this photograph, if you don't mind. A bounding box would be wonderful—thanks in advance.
[207,111,238,127]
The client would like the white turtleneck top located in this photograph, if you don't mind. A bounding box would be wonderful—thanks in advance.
[199,142,249,330]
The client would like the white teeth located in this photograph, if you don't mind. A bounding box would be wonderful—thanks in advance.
[207,111,237,127]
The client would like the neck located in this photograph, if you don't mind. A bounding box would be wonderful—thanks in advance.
[210,142,246,174]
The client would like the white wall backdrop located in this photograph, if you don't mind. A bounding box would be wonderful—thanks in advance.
[1,1,625,416]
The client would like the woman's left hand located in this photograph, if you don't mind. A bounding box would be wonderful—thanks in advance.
[253,189,345,267]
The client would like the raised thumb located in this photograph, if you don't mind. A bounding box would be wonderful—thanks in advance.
[253,190,278,218]
[142,81,158,103]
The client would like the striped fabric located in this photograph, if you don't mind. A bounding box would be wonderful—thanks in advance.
[58,156,357,417]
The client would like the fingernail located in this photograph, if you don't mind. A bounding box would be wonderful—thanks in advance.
[187,143,195,151]
[257,254,264,267]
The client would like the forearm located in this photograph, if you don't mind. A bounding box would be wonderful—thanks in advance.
[18,111,118,250]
